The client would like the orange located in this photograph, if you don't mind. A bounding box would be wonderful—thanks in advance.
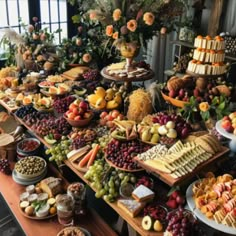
[49,206,57,215]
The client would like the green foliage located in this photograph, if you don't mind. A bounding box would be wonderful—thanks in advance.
[180,95,230,123]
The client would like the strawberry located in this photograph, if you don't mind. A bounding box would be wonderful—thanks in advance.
[166,199,178,209]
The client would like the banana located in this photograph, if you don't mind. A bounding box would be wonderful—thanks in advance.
[95,87,106,98]
[106,100,119,109]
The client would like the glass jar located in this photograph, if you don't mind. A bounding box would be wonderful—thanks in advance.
[56,194,74,226]
[67,182,86,215]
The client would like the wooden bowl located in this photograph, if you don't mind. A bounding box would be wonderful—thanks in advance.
[64,113,94,127]
[161,91,188,108]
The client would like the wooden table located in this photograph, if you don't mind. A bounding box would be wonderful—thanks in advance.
[0,165,118,236]
[64,160,160,236]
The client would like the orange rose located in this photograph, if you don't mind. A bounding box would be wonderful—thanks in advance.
[113,9,121,21]
[89,11,97,20]
[199,102,210,112]
[106,25,113,37]
[143,12,155,26]
[82,53,92,63]
[112,32,119,39]
[127,19,137,32]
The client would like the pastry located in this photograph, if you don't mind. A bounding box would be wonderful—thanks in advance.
[117,199,146,217]
[132,184,155,202]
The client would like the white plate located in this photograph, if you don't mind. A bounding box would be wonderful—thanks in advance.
[12,169,47,185]
[186,180,236,235]
[215,120,236,141]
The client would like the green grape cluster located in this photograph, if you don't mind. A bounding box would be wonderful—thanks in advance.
[97,134,110,148]
[45,136,72,166]
[84,159,136,202]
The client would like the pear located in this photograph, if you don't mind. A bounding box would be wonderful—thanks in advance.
[141,128,152,142]
[153,220,163,232]
[150,133,159,143]
[150,125,159,134]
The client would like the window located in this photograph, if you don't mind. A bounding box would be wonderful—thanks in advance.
[0,0,68,46]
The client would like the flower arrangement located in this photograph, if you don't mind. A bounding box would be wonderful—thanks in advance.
[1,17,60,71]
[180,95,230,129]
[69,0,187,63]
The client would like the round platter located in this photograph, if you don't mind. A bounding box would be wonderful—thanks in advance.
[101,67,154,82]
[186,70,226,78]
[215,120,236,141]
[161,91,188,108]
[186,180,236,235]
[12,169,47,185]
[19,204,57,220]
[104,154,143,172]
[57,226,91,236]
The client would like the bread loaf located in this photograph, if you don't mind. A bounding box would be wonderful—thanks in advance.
[117,199,145,217]
[167,76,184,91]
[39,177,62,198]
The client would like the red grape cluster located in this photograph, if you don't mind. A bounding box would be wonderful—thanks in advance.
[72,137,86,150]
[0,159,11,175]
[166,208,201,236]
[152,112,192,139]
[82,69,100,81]
[136,176,154,189]
[144,204,167,221]
[23,112,53,127]
[31,116,71,137]
[105,139,150,170]
[53,96,76,114]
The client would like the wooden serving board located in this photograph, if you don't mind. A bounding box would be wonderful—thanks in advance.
[134,146,229,186]
[0,98,19,112]
[104,154,144,173]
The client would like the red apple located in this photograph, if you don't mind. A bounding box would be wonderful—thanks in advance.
[225,125,234,133]
[221,120,232,129]
[65,110,71,117]
[100,111,108,119]
[169,90,176,98]
[72,107,79,115]
[222,116,230,121]
[68,113,76,120]
[78,107,85,115]
[178,89,185,98]
[111,110,120,118]
[99,119,107,126]
[69,103,77,112]
[105,114,113,121]
[74,115,82,121]
[79,101,89,111]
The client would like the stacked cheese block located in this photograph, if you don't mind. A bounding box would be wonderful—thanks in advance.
[187,35,227,75]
